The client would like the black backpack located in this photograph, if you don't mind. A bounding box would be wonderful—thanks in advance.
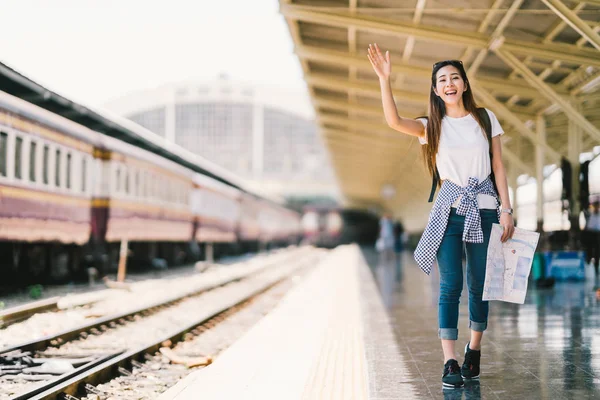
[423,108,499,202]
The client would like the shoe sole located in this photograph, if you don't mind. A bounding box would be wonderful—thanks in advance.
[442,382,464,389]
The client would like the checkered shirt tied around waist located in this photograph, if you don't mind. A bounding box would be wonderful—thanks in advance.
[414,175,500,275]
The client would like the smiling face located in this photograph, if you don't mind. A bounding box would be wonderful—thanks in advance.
[433,65,467,106]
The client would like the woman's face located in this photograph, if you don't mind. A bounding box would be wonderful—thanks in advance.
[433,65,467,106]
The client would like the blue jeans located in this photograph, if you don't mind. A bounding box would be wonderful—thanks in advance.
[437,207,498,340]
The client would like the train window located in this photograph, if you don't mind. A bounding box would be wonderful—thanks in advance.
[115,166,121,192]
[55,149,61,187]
[143,171,148,198]
[139,171,145,198]
[81,157,87,193]
[147,173,152,199]
[155,177,160,200]
[15,136,23,180]
[42,145,49,184]
[66,153,72,189]
[161,178,165,201]
[134,170,139,197]
[146,173,151,199]
[124,168,130,194]
[0,132,7,177]
[29,141,37,182]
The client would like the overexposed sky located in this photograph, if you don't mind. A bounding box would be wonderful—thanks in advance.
[1,0,307,107]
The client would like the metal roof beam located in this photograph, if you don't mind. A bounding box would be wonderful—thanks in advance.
[314,96,393,118]
[319,113,411,137]
[503,147,535,176]
[297,45,567,98]
[473,82,564,163]
[573,0,600,9]
[322,136,406,153]
[280,3,600,66]
[495,49,600,143]
[322,127,406,145]
[315,92,535,123]
[308,73,536,120]
[306,73,428,104]
[467,0,523,76]
[542,0,600,51]
[329,155,402,169]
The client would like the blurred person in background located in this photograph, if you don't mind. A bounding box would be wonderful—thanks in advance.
[377,213,395,254]
[393,220,404,254]
[585,200,600,278]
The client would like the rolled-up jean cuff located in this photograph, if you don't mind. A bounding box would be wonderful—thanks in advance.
[469,320,487,332]
[438,328,458,340]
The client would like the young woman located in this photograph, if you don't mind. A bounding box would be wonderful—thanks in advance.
[367,43,515,389]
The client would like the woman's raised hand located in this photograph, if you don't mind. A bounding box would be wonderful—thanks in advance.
[367,43,391,81]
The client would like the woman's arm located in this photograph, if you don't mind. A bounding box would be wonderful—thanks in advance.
[367,44,425,138]
[491,136,515,242]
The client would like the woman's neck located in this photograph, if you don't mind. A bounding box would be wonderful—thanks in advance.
[445,102,469,118]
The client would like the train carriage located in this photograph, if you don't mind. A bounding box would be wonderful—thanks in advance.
[91,135,196,270]
[238,193,262,251]
[191,174,241,243]
[0,92,96,279]
[0,92,95,244]
[0,84,302,283]
[93,138,194,243]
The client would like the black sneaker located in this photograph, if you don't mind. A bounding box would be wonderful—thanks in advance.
[442,359,464,389]
[461,342,481,379]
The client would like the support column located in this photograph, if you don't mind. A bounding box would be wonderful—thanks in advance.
[536,115,546,233]
[205,243,214,263]
[568,103,583,242]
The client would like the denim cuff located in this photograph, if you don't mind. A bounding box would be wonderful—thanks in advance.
[438,328,458,340]
[469,320,487,332]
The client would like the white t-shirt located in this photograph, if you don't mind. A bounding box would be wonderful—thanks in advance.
[417,109,504,209]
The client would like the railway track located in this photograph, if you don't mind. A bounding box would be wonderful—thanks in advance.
[0,247,323,399]
[0,247,308,352]
[0,297,60,328]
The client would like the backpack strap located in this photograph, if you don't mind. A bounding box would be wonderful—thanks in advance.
[477,107,492,154]
[476,108,500,199]
[428,167,440,203]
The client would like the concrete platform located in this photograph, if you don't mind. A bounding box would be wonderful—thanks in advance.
[159,245,600,400]
[159,244,378,399]
[367,248,600,399]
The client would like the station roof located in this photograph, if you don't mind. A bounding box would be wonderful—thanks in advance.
[0,61,248,192]
[281,0,600,231]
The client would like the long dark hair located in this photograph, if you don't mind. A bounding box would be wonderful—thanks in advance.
[420,60,488,185]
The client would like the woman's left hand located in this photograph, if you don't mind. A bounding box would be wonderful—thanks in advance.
[499,212,515,243]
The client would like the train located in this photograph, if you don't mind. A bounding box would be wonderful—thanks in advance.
[301,206,379,248]
[0,90,301,283]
